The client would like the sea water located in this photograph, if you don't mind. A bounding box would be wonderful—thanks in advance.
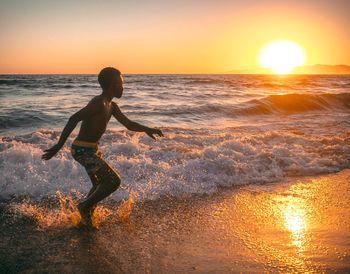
[0,74,350,201]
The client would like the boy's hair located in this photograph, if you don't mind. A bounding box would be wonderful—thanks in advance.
[98,67,121,90]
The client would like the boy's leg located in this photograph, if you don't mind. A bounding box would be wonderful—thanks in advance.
[79,162,121,214]
[77,172,99,225]
[86,172,99,214]
[86,172,98,196]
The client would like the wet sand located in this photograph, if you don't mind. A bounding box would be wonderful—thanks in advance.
[1,170,349,273]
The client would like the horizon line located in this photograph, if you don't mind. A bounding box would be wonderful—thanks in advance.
[1,72,350,76]
[1,64,350,75]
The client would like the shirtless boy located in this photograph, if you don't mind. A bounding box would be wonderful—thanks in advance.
[42,67,163,225]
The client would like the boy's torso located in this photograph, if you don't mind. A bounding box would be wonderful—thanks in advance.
[76,96,114,143]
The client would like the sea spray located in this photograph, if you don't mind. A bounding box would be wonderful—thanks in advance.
[8,192,82,229]
[7,190,138,229]
[116,191,137,222]
[56,191,81,227]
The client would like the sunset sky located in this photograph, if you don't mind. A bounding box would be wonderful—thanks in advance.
[1,0,350,74]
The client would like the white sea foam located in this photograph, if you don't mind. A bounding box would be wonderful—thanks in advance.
[1,125,349,201]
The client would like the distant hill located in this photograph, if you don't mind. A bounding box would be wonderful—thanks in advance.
[293,64,350,74]
[227,64,350,74]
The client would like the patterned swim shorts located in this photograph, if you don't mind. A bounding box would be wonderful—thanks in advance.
[71,139,121,187]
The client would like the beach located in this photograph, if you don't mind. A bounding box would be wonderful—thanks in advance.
[1,169,349,273]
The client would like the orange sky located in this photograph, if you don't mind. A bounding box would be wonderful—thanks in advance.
[1,0,349,74]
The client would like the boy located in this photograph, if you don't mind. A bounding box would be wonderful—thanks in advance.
[42,67,163,225]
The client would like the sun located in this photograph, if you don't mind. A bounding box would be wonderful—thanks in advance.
[259,40,305,74]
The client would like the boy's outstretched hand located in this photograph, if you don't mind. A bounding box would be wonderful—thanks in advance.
[145,128,164,140]
[42,144,62,160]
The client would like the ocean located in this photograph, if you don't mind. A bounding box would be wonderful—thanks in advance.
[1,74,350,273]
[0,74,350,201]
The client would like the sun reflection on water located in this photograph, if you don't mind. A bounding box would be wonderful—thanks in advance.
[215,182,321,272]
[283,202,308,250]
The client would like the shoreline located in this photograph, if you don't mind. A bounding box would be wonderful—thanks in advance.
[1,170,350,273]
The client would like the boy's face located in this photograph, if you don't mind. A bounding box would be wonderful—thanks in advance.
[112,74,124,98]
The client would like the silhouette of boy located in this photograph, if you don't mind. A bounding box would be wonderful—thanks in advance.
[42,67,163,225]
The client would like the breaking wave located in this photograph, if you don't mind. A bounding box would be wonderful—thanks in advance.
[236,93,350,115]
[1,127,349,201]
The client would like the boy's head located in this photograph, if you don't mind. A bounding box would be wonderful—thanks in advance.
[98,67,123,98]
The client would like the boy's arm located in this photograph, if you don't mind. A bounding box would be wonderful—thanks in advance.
[41,99,104,160]
[112,102,163,140]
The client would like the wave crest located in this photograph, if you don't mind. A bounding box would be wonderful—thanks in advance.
[237,93,350,115]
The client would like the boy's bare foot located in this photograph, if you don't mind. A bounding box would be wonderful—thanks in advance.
[77,203,92,226]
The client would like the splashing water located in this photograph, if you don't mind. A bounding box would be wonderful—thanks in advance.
[8,191,138,230]
[116,191,137,222]
[56,191,114,229]
[91,205,112,229]
[56,191,81,227]
[8,192,82,229]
